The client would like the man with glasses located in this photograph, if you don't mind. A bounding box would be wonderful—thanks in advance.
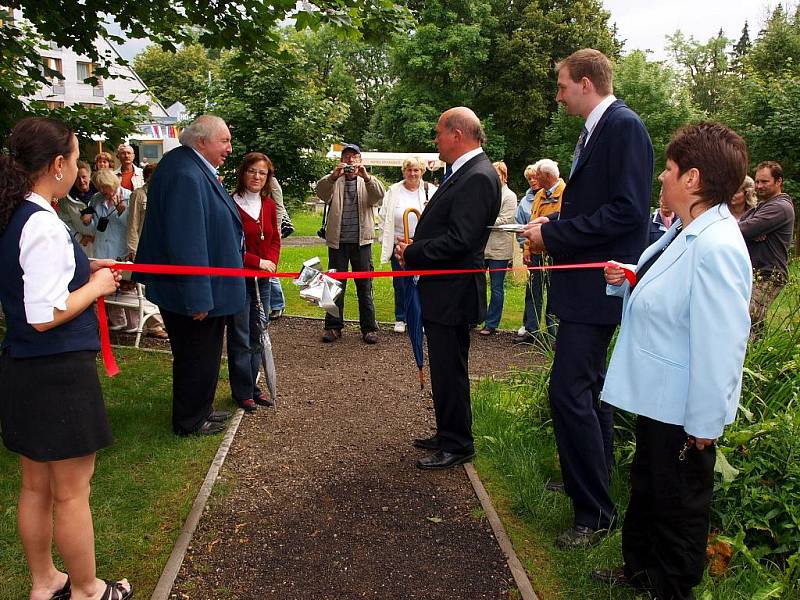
[314,143,385,344]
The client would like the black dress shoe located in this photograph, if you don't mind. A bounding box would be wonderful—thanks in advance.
[413,435,440,450]
[207,410,232,422]
[416,450,475,470]
[555,524,612,549]
[180,420,225,437]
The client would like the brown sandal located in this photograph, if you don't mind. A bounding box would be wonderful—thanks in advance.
[99,579,133,600]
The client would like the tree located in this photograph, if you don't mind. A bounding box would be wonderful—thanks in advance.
[730,20,752,76]
[366,0,621,192]
[541,51,696,203]
[666,29,733,116]
[291,25,394,145]
[1,1,411,137]
[207,44,347,204]
[746,5,800,75]
[367,0,497,153]
[133,44,215,108]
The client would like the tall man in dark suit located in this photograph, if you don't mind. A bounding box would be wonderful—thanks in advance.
[134,115,246,436]
[523,49,653,547]
[396,107,501,470]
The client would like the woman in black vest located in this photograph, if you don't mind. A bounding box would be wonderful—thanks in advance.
[0,118,131,600]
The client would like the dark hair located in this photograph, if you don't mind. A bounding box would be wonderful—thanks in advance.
[234,152,274,198]
[665,122,748,211]
[755,160,783,182]
[143,162,157,183]
[0,117,74,234]
[556,49,614,96]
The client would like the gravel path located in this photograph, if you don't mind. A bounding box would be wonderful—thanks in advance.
[166,317,541,600]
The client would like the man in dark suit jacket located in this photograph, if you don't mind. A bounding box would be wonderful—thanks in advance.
[396,107,501,470]
[134,115,246,436]
[523,49,653,547]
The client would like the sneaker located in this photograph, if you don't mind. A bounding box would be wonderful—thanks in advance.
[394,321,406,333]
[270,309,283,320]
[517,325,527,336]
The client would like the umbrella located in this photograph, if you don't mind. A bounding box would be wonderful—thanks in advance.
[253,278,278,406]
[402,208,425,389]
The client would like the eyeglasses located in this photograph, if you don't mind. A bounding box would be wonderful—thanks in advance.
[246,168,270,178]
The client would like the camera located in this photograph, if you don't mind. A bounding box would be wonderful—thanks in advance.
[79,206,96,217]
[96,216,110,232]
[317,226,326,239]
[343,164,356,174]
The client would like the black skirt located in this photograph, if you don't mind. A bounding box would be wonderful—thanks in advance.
[0,350,113,461]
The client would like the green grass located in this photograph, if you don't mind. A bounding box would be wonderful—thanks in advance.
[279,213,531,330]
[0,348,235,599]
[288,208,324,237]
[471,374,785,599]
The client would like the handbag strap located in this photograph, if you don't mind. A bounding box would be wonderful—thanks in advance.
[321,202,328,226]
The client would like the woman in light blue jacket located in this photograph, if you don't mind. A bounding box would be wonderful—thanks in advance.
[597,123,752,600]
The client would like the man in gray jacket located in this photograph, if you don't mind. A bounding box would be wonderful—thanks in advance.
[739,160,795,337]
[315,143,385,343]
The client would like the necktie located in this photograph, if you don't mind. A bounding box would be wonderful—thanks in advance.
[569,126,588,178]
[440,164,452,185]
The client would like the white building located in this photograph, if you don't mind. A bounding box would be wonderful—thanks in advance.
[14,9,180,163]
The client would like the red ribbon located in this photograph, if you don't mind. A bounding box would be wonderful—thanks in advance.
[98,260,635,377]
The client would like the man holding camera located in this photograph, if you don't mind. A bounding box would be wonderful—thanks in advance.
[315,143,385,344]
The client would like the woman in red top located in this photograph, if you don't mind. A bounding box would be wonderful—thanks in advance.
[227,152,281,412]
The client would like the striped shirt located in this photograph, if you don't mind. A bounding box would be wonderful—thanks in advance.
[339,178,360,243]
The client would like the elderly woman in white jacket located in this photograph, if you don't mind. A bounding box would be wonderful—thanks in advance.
[378,157,436,333]
[596,123,752,600]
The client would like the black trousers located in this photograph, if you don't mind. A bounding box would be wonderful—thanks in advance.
[424,319,473,454]
[325,243,378,333]
[549,320,617,529]
[160,309,225,434]
[623,416,714,600]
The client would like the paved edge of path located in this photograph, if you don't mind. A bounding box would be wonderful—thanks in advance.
[149,409,245,600]
[464,463,539,600]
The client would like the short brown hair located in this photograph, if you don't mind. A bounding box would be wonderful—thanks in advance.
[665,122,748,208]
[234,152,274,197]
[556,49,613,96]
[143,162,157,182]
[755,160,783,182]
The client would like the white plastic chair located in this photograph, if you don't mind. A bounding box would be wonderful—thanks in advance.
[103,283,161,348]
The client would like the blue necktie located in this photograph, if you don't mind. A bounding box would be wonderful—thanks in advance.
[440,164,452,185]
[569,126,588,178]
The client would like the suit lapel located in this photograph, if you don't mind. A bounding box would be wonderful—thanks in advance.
[572,100,624,178]
[629,207,727,301]
[185,148,241,224]
[421,152,486,223]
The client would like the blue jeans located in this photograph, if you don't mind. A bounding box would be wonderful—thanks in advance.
[269,277,285,311]
[524,254,558,336]
[227,278,271,403]
[390,251,408,321]
[484,259,509,329]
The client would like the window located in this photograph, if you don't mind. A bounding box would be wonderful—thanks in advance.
[77,61,94,81]
[140,142,163,162]
[80,102,102,109]
[40,57,64,80]
[45,101,64,109]
[0,8,13,28]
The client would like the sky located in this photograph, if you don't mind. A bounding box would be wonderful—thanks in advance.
[603,0,775,60]
[112,1,777,62]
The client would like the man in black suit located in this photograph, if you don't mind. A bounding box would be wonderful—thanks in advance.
[523,49,653,547]
[395,107,501,470]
